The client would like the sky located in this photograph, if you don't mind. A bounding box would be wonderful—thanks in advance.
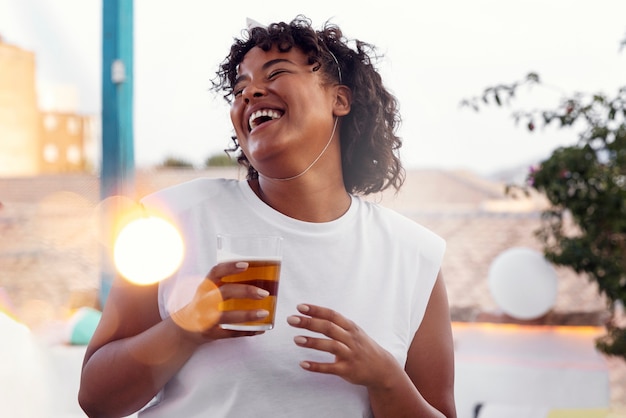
[1,0,625,176]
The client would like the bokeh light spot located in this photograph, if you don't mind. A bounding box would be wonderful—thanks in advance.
[113,216,184,285]
[92,196,139,249]
[171,279,222,333]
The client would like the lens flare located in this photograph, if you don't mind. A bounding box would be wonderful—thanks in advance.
[113,216,184,285]
[171,279,222,332]
[92,196,139,249]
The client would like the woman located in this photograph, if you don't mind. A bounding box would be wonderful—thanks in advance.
[79,16,456,418]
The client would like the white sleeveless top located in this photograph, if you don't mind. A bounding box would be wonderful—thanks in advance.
[138,179,445,418]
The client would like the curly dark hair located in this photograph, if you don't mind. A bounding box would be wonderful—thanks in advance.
[212,16,404,195]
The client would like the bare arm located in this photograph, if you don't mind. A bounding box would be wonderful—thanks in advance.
[78,262,271,418]
[78,275,197,418]
[368,272,457,417]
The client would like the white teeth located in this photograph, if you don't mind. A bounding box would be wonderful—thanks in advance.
[248,109,282,130]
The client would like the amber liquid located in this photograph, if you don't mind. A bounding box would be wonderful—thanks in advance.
[218,259,281,330]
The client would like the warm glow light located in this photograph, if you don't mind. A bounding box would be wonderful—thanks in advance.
[452,321,605,335]
[113,216,184,285]
[92,196,140,249]
[171,279,223,332]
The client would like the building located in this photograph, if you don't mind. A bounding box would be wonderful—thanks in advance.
[0,38,39,176]
[39,110,95,174]
[0,37,94,177]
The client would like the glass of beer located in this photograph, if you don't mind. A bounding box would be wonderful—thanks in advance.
[216,233,283,331]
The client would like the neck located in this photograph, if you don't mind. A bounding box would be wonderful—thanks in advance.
[250,176,351,223]
[256,117,339,182]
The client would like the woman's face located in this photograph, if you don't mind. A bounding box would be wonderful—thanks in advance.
[229,45,339,179]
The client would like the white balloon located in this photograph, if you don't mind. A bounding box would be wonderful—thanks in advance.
[488,247,558,320]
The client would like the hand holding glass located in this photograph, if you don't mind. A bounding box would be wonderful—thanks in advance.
[216,234,283,331]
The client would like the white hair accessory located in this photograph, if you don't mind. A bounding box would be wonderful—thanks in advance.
[246,18,267,30]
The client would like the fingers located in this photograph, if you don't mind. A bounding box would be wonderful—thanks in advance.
[210,261,270,322]
[208,261,272,332]
[205,261,248,285]
[298,304,354,330]
[292,333,349,358]
[175,293,268,338]
[296,358,340,375]
[288,313,351,377]
[218,307,269,328]
[287,304,354,339]
[287,304,354,359]
[287,304,391,386]
[207,261,270,300]
[219,282,270,301]
[175,262,270,337]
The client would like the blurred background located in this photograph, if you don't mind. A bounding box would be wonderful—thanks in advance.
[1,1,625,417]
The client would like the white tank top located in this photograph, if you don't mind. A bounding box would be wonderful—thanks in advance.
[139,179,445,417]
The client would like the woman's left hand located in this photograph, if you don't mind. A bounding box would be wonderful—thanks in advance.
[287,303,399,389]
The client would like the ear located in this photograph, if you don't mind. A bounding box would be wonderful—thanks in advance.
[332,85,352,117]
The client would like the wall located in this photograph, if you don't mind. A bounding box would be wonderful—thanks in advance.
[0,39,92,177]
[0,41,40,176]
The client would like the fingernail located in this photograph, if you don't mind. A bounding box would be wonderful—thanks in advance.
[297,304,309,313]
[256,310,269,318]
[300,361,311,369]
[235,262,249,269]
[294,336,307,345]
[287,315,301,325]
[257,289,270,297]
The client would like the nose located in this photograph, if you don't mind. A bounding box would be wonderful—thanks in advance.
[242,81,266,103]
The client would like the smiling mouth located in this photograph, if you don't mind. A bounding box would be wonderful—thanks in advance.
[248,109,283,131]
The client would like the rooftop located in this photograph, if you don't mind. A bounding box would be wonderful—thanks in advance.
[0,167,611,322]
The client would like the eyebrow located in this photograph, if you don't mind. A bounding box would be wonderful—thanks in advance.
[233,58,297,87]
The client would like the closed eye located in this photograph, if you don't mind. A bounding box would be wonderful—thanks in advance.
[232,84,246,99]
[268,69,288,80]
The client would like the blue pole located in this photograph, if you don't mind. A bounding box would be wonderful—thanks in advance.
[100,0,134,307]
